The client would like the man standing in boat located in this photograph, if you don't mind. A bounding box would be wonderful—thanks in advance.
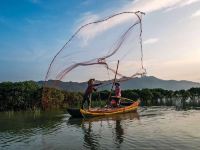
[115,82,121,98]
[111,82,121,107]
[81,79,102,109]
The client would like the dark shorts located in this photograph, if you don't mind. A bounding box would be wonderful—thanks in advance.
[82,94,92,108]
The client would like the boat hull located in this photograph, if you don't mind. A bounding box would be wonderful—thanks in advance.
[80,100,139,118]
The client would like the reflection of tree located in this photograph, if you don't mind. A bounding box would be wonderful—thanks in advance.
[67,112,140,150]
[0,111,65,150]
[114,112,139,148]
[68,118,100,150]
[115,119,124,145]
[82,121,100,150]
[0,111,64,133]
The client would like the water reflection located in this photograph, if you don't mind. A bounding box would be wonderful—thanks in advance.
[115,119,124,146]
[0,111,64,133]
[1,108,200,150]
[67,112,140,149]
[0,111,65,150]
[82,120,101,150]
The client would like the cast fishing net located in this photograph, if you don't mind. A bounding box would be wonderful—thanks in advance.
[42,11,146,107]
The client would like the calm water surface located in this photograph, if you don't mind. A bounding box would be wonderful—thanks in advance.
[0,107,200,150]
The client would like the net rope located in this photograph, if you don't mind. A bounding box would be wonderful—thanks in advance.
[42,11,147,107]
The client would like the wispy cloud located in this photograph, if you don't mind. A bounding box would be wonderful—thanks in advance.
[77,12,138,45]
[191,9,200,18]
[180,0,200,6]
[77,0,200,39]
[125,0,183,13]
[144,38,159,45]
[165,0,200,11]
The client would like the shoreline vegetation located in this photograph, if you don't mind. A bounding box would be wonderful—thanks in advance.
[0,81,200,112]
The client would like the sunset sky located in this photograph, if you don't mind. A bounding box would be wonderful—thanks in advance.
[0,0,200,82]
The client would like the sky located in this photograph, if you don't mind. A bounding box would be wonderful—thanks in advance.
[0,0,200,82]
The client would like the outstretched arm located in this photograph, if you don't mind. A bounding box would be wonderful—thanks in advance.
[93,83,102,87]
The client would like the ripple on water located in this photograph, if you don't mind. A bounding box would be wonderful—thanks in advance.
[1,107,200,150]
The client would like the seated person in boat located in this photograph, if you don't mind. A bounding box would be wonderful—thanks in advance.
[81,78,102,109]
[111,82,121,107]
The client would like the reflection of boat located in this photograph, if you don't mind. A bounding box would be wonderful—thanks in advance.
[83,111,140,123]
[67,111,139,125]
[67,111,140,149]
[80,100,139,118]
[67,117,82,127]
[67,108,83,118]
[67,111,139,126]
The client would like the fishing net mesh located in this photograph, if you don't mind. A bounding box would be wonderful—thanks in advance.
[42,11,146,107]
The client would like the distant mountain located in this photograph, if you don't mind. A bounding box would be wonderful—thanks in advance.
[38,80,87,92]
[120,76,200,91]
[38,76,200,92]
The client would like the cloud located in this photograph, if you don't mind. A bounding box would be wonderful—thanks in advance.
[77,0,200,40]
[126,0,200,14]
[144,38,159,45]
[164,0,200,11]
[191,9,200,18]
[125,0,183,13]
[180,0,200,6]
[77,12,139,46]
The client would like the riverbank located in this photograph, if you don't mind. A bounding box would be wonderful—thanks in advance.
[0,81,200,111]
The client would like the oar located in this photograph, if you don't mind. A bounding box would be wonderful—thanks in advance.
[107,60,120,103]
[111,96,135,102]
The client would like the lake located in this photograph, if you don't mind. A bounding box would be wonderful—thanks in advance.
[0,107,200,150]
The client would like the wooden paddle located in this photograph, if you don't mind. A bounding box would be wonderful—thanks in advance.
[111,96,135,102]
[107,60,120,103]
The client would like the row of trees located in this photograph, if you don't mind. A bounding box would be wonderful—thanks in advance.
[89,88,200,108]
[0,81,83,111]
[0,81,200,111]
[0,81,41,111]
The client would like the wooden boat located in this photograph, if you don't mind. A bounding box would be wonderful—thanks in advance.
[80,100,139,118]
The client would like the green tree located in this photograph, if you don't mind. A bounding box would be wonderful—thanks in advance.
[139,89,153,106]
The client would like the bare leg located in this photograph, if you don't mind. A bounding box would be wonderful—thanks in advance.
[88,94,92,110]
[81,95,87,109]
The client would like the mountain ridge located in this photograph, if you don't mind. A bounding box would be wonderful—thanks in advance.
[38,76,200,92]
